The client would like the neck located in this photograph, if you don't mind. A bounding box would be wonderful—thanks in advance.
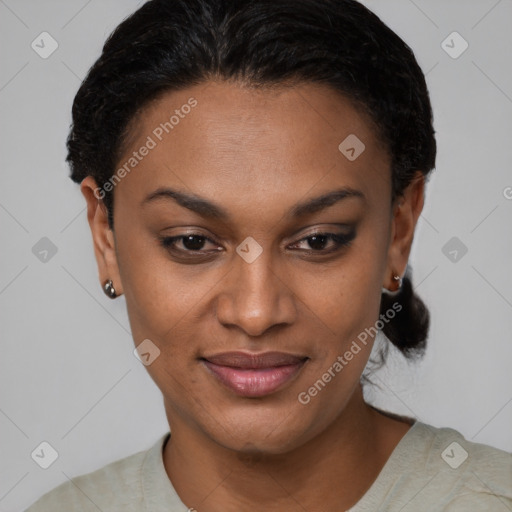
[163,386,411,511]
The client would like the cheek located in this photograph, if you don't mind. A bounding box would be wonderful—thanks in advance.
[119,250,213,401]
[299,239,387,343]
[114,227,209,350]
[295,272,379,390]
[123,262,212,348]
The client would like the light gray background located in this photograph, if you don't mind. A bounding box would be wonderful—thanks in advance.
[1,0,511,510]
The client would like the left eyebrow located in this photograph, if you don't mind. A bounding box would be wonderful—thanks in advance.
[289,187,366,217]
[142,186,365,220]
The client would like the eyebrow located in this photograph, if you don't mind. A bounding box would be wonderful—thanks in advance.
[142,186,365,220]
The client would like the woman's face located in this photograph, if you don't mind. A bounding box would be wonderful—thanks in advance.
[83,81,422,454]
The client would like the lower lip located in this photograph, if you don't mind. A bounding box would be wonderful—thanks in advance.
[202,359,306,397]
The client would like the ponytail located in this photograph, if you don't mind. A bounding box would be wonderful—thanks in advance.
[380,266,430,360]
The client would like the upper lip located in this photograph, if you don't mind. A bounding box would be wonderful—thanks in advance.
[201,351,308,369]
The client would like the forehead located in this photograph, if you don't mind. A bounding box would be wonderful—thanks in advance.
[115,80,391,210]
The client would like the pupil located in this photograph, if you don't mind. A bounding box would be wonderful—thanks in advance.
[308,235,328,250]
[183,235,205,250]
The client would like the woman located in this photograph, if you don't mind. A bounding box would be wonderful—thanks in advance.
[26,0,512,510]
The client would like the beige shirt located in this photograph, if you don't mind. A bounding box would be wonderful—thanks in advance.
[25,421,512,511]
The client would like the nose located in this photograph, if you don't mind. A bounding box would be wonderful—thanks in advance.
[215,248,297,337]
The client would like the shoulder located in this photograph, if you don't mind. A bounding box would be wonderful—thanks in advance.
[401,422,512,510]
[416,422,511,476]
[350,421,512,512]
[24,434,169,512]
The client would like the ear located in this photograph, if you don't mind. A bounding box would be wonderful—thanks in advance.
[384,171,425,289]
[80,176,123,297]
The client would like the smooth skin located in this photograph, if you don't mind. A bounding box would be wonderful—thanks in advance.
[81,80,425,511]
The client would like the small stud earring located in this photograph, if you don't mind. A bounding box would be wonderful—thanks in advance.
[103,279,117,299]
[392,273,403,290]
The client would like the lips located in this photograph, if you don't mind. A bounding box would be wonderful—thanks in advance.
[201,351,308,397]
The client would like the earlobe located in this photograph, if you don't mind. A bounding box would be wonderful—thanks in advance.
[382,271,403,294]
[80,176,123,297]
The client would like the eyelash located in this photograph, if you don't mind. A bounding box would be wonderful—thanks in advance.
[158,230,355,259]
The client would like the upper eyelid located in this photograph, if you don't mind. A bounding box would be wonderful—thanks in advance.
[162,223,353,239]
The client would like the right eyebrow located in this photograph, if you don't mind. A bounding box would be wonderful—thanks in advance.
[142,187,230,220]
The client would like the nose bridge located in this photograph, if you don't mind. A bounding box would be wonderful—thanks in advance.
[239,251,277,304]
[217,243,296,336]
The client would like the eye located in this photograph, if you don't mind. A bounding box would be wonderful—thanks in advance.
[288,231,355,254]
[159,233,222,255]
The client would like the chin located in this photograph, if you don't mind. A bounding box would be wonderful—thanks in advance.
[204,405,320,456]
